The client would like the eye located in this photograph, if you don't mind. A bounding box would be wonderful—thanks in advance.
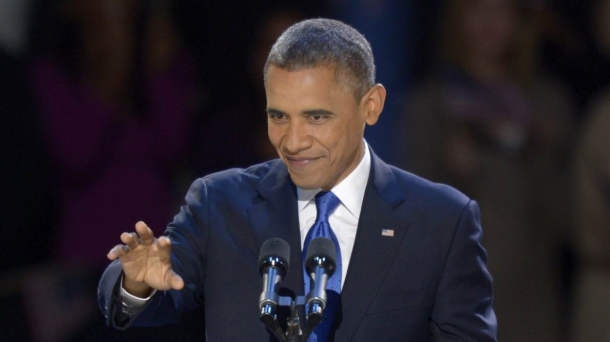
[268,112,286,120]
[309,113,331,122]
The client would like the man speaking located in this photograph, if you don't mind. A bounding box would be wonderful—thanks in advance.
[99,18,497,341]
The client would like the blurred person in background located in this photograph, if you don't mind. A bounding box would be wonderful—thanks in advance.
[25,0,199,340]
[28,0,196,271]
[537,0,610,118]
[396,0,574,341]
[0,0,58,341]
[0,0,55,275]
[571,92,610,342]
[570,0,610,340]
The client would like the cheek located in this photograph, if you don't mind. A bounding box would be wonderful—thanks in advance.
[267,126,281,147]
[324,131,349,159]
[315,128,335,145]
[313,127,342,158]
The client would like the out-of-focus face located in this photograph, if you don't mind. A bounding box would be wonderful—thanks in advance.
[462,0,518,62]
[265,65,381,190]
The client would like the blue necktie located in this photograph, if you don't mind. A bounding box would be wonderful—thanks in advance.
[302,191,342,342]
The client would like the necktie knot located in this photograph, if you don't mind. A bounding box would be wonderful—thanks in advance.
[314,191,340,224]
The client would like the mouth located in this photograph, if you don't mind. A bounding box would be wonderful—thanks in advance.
[284,156,320,169]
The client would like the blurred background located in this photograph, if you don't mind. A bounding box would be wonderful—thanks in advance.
[1,0,609,341]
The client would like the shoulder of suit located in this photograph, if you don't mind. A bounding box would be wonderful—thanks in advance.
[194,159,283,190]
[387,164,471,211]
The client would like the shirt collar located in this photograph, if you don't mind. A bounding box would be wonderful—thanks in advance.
[297,141,371,219]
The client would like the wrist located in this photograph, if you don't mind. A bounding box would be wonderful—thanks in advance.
[123,275,152,298]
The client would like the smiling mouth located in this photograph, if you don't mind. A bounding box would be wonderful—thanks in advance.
[285,156,319,169]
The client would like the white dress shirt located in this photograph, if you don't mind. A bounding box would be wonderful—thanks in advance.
[297,141,371,286]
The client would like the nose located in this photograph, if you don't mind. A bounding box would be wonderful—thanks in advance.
[282,120,311,155]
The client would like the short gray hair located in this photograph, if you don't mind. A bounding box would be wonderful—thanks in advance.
[264,18,376,100]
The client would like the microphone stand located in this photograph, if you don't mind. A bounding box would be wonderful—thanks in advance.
[259,237,335,341]
[285,300,302,342]
[260,295,319,342]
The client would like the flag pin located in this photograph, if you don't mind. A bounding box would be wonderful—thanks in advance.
[381,229,394,237]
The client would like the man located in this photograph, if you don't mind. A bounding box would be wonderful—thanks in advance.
[99,18,497,341]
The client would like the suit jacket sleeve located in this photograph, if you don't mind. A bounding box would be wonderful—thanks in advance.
[98,178,210,328]
[430,200,498,341]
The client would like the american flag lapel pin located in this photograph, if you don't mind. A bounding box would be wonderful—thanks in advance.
[381,228,394,237]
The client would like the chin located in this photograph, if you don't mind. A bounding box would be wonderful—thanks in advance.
[289,175,322,190]
[292,181,320,190]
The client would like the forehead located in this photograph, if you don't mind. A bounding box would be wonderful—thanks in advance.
[267,64,327,82]
[265,65,355,101]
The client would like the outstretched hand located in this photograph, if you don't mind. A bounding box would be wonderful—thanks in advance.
[107,221,184,297]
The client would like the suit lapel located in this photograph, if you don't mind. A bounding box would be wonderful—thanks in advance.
[335,151,410,341]
[247,160,305,298]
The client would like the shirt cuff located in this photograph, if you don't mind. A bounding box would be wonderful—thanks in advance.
[120,274,157,307]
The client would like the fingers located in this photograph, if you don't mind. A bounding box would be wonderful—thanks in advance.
[120,232,139,251]
[117,221,154,253]
[109,222,162,260]
[156,237,182,289]
[107,244,129,260]
[135,221,155,246]
[158,236,173,256]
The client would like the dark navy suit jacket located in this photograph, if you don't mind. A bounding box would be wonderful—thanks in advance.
[98,149,497,341]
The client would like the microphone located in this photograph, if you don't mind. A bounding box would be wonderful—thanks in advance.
[304,237,337,325]
[258,238,290,325]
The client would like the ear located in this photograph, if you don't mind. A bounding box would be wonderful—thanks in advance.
[360,84,386,126]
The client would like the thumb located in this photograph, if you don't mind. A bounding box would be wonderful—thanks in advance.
[168,270,184,290]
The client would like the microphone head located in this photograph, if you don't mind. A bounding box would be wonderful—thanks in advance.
[305,237,337,275]
[258,238,290,276]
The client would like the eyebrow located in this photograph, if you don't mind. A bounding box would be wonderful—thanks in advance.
[266,108,335,116]
[266,108,285,116]
[303,109,335,116]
